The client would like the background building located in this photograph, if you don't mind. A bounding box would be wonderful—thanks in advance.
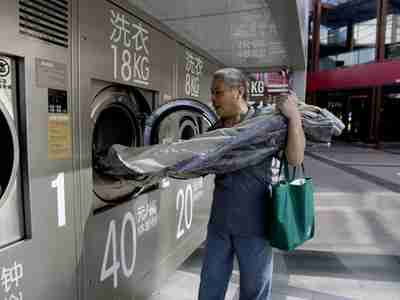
[308,0,400,143]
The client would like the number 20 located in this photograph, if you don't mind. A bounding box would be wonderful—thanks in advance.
[176,185,193,239]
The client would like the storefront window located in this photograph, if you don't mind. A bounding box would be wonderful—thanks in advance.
[316,89,372,141]
[385,1,400,59]
[381,85,400,141]
[247,71,289,106]
[319,0,377,70]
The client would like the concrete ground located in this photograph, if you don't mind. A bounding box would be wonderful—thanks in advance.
[150,143,400,300]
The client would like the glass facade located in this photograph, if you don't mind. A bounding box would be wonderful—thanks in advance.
[319,0,377,70]
[308,1,400,143]
[385,1,400,59]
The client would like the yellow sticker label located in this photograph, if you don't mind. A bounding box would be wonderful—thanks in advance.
[48,113,72,160]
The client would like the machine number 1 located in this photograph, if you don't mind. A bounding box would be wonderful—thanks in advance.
[51,172,66,227]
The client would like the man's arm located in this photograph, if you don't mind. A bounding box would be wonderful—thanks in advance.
[285,113,305,166]
[276,94,305,166]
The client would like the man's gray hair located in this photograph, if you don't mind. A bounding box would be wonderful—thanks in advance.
[213,68,248,101]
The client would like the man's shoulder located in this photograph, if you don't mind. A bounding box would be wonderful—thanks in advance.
[253,105,273,117]
[208,104,273,131]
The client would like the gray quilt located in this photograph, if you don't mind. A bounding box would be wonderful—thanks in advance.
[94,103,344,202]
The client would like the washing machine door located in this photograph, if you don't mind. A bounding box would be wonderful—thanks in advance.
[91,86,144,204]
[144,99,217,146]
[0,94,19,208]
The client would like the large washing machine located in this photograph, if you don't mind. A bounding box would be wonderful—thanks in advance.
[0,56,25,248]
[76,1,221,299]
[82,83,217,300]
[1,0,221,298]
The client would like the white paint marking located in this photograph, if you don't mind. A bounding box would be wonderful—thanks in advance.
[51,172,66,227]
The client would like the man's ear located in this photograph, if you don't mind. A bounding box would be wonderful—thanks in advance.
[238,86,245,98]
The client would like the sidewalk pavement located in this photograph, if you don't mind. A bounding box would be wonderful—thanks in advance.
[150,246,400,300]
[306,142,400,193]
[307,142,400,166]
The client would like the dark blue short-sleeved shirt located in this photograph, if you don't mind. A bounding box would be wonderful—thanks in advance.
[208,107,274,237]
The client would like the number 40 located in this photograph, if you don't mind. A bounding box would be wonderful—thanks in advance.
[100,212,137,288]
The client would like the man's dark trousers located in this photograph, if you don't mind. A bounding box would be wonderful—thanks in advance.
[198,224,273,300]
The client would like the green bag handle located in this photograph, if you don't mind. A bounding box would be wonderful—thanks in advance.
[277,152,290,181]
[278,152,306,182]
[292,164,306,181]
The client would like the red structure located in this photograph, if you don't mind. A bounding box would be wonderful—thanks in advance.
[308,0,400,143]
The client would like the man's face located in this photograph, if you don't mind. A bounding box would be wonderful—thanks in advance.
[210,79,241,119]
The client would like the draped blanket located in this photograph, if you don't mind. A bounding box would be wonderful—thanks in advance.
[95,104,345,183]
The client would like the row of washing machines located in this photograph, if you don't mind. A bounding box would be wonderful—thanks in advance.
[0,0,220,299]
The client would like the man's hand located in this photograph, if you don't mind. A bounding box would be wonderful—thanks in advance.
[275,92,305,166]
[275,93,301,121]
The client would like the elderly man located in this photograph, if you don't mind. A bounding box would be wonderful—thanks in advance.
[198,68,305,300]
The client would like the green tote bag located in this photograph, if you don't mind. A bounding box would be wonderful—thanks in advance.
[267,155,315,251]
